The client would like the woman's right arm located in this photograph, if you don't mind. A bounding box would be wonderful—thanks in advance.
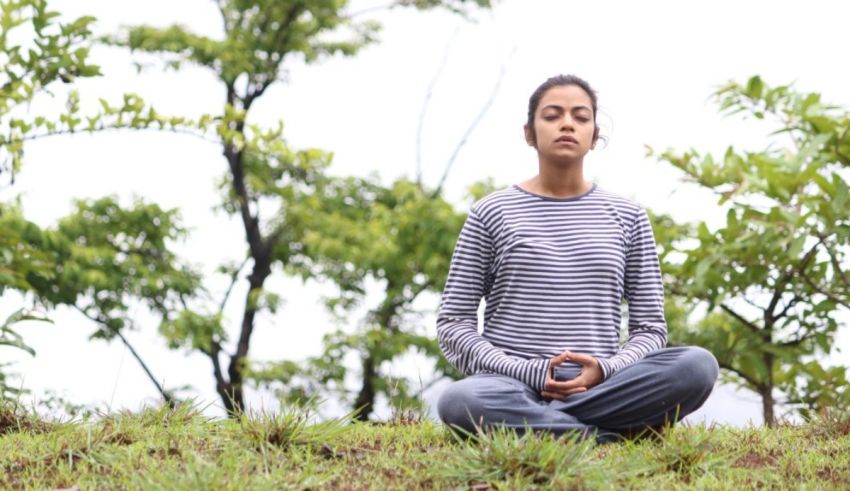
[436,210,551,391]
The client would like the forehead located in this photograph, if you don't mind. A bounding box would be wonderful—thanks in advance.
[538,85,594,112]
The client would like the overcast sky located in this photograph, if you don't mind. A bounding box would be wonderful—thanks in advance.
[3,0,849,425]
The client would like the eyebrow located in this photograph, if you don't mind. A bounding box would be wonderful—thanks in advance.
[541,104,593,112]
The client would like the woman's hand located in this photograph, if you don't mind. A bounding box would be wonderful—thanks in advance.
[542,351,603,401]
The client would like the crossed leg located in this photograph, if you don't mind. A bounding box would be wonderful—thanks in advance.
[437,346,719,442]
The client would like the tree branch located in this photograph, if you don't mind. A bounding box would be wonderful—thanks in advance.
[346,2,398,18]
[218,255,251,316]
[432,47,514,197]
[74,306,174,406]
[717,359,761,390]
[720,303,761,334]
[222,115,263,259]
[774,295,799,322]
[6,124,221,147]
[821,239,850,292]
[766,239,821,324]
[205,340,227,390]
[415,27,459,186]
[800,271,850,309]
[780,332,815,348]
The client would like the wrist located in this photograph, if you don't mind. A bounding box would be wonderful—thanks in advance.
[596,357,610,380]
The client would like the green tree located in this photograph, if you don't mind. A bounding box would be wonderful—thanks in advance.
[1,0,194,179]
[653,76,850,426]
[0,0,107,398]
[106,0,492,414]
[1,0,202,403]
[32,197,201,404]
[249,176,469,419]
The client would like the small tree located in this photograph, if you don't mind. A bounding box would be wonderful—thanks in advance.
[654,76,850,425]
[1,1,201,403]
[249,176,469,419]
[107,0,492,414]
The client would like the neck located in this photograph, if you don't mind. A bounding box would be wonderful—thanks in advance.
[523,158,590,198]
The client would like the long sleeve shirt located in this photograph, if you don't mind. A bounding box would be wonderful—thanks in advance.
[436,184,668,391]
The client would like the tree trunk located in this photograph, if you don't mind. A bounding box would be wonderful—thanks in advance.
[221,257,272,416]
[353,353,375,421]
[352,293,401,421]
[761,352,776,427]
[760,385,775,427]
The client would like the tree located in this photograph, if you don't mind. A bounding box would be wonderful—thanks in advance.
[0,0,109,398]
[1,0,201,403]
[248,176,474,419]
[31,197,201,404]
[106,0,492,414]
[653,76,850,426]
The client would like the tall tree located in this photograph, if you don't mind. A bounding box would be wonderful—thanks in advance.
[653,76,850,426]
[108,0,492,414]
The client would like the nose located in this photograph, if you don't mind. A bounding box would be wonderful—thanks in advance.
[559,114,576,130]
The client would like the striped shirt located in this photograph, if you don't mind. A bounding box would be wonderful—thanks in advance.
[436,183,667,391]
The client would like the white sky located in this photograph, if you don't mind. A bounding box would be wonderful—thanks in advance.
[3,0,849,425]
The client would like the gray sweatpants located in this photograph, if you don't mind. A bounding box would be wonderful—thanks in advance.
[437,346,719,442]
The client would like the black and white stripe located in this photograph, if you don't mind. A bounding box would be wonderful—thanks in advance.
[436,184,668,391]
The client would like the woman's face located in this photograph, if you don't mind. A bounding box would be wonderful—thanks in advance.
[525,84,597,164]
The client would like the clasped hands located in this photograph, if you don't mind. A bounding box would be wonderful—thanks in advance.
[541,350,603,401]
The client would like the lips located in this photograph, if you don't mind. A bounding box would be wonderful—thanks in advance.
[555,135,578,144]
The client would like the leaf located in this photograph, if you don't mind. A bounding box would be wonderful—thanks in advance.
[833,174,849,212]
[787,235,806,259]
[745,76,764,100]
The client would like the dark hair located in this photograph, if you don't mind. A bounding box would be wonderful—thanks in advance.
[526,74,599,144]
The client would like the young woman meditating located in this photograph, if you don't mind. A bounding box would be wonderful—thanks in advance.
[435,75,718,442]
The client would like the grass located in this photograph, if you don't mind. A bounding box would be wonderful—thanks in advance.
[1,401,849,490]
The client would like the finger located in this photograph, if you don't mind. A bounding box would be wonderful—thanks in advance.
[549,350,572,368]
[541,391,566,401]
[565,352,594,367]
[542,386,587,399]
[544,378,587,392]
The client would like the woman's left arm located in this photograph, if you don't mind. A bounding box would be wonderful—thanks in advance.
[596,208,668,379]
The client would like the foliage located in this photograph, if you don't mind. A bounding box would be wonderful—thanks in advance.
[248,176,467,419]
[102,0,493,415]
[0,0,224,404]
[1,194,201,402]
[653,76,850,425]
[0,0,95,363]
[0,0,205,182]
[1,403,849,489]
[0,0,98,179]
[0,309,50,399]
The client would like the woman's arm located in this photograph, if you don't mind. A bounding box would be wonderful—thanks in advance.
[596,208,668,379]
[436,210,551,391]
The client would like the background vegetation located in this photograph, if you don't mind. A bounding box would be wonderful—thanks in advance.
[1,0,848,436]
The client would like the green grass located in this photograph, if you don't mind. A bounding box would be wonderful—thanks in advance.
[1,401,849,490]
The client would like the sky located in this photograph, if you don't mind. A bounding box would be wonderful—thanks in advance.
[2,0,849,425]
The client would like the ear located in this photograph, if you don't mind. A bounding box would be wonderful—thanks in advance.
[524,124,536,147]
[590,126,600,149]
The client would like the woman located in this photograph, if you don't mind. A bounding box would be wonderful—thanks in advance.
[435,75,718,442]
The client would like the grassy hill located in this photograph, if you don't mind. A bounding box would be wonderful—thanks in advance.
[1,402,848,489]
